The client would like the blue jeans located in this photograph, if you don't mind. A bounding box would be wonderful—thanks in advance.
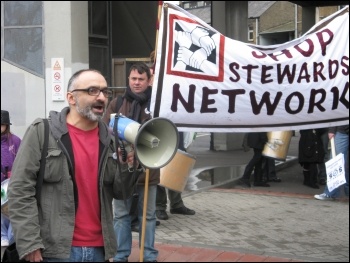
[43,246,105,262]
[113,184,158,262]
[1,215,14,245]
[324,132,349,198]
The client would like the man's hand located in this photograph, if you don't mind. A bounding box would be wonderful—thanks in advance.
[24,249,43,262]
[117,146,138,167]
[328,132,335,140]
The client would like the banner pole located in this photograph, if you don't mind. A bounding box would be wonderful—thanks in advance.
[139,168,150,262]
[139,3,163,261]
[154,1,163,63]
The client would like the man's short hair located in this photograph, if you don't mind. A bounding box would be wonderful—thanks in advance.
[67,69,104,92]
[128,62,151,80]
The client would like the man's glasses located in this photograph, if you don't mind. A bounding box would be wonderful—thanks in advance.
[70,87,112,98]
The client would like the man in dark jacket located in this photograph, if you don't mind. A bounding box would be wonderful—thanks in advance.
[239,132,270,187]
[298,129,325,189]
[156,132,195,221]
[103,62,159,262]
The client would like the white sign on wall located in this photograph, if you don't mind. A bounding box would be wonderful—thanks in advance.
[51,58,65,101]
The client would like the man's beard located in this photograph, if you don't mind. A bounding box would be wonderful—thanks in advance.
[75,100,106,122]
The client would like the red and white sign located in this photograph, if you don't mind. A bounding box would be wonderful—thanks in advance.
[51,58,65,101]
[151,4,349,132]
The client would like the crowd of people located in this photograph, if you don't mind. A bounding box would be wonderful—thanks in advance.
[1,60,348,262]
[239,126,348,201]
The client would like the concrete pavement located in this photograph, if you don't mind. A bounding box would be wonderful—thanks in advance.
[2,133,347,262]
[130,132,349,262]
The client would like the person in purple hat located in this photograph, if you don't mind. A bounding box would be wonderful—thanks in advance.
[1,110,21,247]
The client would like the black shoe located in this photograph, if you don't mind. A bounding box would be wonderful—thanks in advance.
[156,220,160,226]
[170,206,195,215]
[156,210,169,220]
[239,178,251,187]
[254,181,270,187]
[305,182,320,189]
[319,178,327,185]
[268,177,282,183]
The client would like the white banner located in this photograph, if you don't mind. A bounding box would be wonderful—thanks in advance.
[151,4,349,132]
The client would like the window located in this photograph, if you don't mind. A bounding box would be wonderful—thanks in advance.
[189,2,197,9]
[248,25,254,42]
[197,1,204,8]
[1,1,43,77]
[89,1,108,37]
[88,1,111,85]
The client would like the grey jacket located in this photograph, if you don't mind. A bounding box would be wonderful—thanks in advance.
[8,107,134,260]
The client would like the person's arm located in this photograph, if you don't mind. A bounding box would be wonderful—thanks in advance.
[177,46,215,72]
[190,27,215,56]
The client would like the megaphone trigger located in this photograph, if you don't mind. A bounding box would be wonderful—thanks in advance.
[119,140,127,162]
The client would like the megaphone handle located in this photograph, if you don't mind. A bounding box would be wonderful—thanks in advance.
[119,141,127,162]
[113,114,126,161]
[139,169,149,262]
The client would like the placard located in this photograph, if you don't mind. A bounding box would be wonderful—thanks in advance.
[326,153,346,192]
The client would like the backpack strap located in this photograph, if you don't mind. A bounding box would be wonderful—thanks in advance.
[115,95,123,113]
[35,118,49,206]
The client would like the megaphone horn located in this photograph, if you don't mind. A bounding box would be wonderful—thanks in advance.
[109,114,179,169]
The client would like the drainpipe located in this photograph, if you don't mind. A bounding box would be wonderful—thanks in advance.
[294,4,297,39]
[255,17,259,45]
[315,6,320,23]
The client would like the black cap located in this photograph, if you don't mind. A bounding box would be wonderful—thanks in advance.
[1,110,12,125]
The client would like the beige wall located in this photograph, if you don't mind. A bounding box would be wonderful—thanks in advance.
[248,4,343,45]
[259,1,295,33]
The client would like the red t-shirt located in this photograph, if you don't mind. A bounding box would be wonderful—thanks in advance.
[67,123,104,247]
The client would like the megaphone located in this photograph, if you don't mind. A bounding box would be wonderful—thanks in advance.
[109,114,179,169]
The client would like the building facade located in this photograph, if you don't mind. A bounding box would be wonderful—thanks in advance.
[248,1,341,45]
[1,1,347,140]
